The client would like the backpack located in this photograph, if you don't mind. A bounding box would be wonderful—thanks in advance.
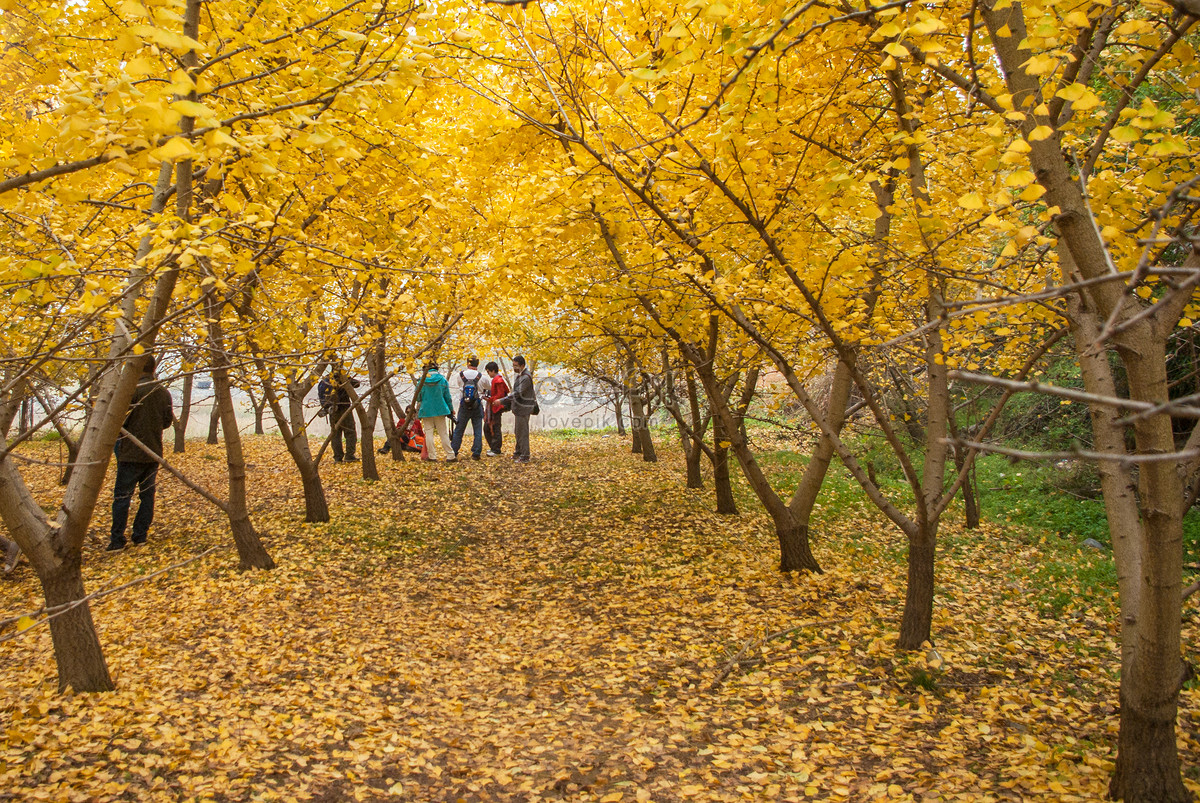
[461,371,480,409]
[317,377,334,414]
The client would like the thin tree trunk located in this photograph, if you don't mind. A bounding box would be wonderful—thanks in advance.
[614,389,626,436]
[787,359,855,545]
[370,344,402,461]
[206,398,220,444]
[684,367,705,488]
[948,417,980,529]
[249,391,266,435]
[256,364,330,523]
[638,389,658,463]
[712,415,737,515]
[206,296,274,570]
[173,372,193,452]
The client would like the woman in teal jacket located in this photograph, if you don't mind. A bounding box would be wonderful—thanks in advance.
[417,364,456,461]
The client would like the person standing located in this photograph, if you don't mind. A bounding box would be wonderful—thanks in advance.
[416,362,455,461]
[483,361,509,457]
[507,354,537,463]
[318,361,360,463]
[450,356,486,461]
[108,356,175,550]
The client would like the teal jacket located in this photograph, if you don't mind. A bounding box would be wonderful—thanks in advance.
[417,371,453,418]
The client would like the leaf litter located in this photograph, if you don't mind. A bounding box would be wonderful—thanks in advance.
[2,434,1199,801]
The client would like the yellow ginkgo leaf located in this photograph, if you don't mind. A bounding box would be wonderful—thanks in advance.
[152,137,199,162]
[958,193,984,210]
[1004,169,1035,187]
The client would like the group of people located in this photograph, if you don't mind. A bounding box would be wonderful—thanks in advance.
[318,354,539,464]
[104,353,539,553]
[408,355,538,463]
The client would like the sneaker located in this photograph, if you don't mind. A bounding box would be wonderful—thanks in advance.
[131,537,147,546]
[333,458,343,463]
[486,451,498,457]
[515,456,530,464]
[472,454,481,461]
[345,455,359,462]
[445,457,458,463]
[105,540,125,552]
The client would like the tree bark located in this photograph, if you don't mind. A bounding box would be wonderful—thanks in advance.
[685,367,705,489]
[173,372,193,452]
[249,391,266,435]
[39,554,113,692]
[897,526,936,649]
[369,336,403,461]
[712,416,738,515]
[299,465,330,523]
[206,296,274,570]
[256,363,331,523]
[630,370,645,455]
[614,389,626,436]
[788,359,854,532]
[206,398,220,445]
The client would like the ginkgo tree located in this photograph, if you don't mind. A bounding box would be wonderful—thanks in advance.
[0,0,437,690]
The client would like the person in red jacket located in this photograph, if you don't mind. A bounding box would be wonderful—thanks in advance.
[484,361,509,457]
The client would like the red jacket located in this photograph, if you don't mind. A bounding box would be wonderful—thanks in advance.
[490,374,510,413]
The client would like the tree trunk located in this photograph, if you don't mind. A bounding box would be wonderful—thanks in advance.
[614,389,626,436]
[1110,686,1189,802]
[300,465,330,523]
[638,396,658,463]
[788,359,854,534]
[249,392,266,435]
[369,341,403,461]
[173,372,193,452]
[630,377,645,455]
[684,367,705,489]
[955,442,980,529]
[776,522,820,575]
[349,399,380,481]
[39,554,114,692]
[0,158,182,694]
[980,0,1191,785]
[897,525,935,649]
[684,447,703,488]
[1110,350,1187,802]
[206,398,220,445]
[712,416,737,515]
[256,364,331,523]
[18,396,30,436]
[207,298,274,570]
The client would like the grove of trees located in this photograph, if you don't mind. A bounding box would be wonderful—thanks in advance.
[2,0,1199,798]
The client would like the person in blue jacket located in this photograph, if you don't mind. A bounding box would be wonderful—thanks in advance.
[416,362,456,461]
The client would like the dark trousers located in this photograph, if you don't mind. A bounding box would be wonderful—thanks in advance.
[514,413,531,460]
[485,410,504,454]
[111,461,160,546]
[451,401,484,458]
[330,406,357,461]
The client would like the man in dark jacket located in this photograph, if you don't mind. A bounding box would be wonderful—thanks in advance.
[318,362,360,462]
[108,356,175,550]
[506,355,537,463]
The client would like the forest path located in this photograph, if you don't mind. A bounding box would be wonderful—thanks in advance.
[0,434,1182,801]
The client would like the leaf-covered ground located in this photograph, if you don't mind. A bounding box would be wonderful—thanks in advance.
[2,433,1199,801]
